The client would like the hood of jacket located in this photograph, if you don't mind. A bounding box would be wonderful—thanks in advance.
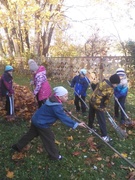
[36,65,46,74]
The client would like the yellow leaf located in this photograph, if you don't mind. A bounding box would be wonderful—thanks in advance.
[121,153,128,158]
[67,136,73,141]
[55,140,61,145]
[6,171,14,178]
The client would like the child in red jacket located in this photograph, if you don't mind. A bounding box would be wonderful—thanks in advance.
[28,59,52,108]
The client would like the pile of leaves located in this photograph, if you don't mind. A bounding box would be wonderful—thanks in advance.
[0,83,37,120]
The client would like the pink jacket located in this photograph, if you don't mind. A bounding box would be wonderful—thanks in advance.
[33,66,52,101]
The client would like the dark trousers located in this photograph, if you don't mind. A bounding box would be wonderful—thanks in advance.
[16,123,59,160]
[5,95,14,115]
[114,96,126,122]
[74,95,86,113]
[88,104,107,136]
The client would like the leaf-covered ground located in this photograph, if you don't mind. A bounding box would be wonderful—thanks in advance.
[0,76,135,180]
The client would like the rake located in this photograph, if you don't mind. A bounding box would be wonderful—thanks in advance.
[64,109,135,169]
[106,110,128,139]
[114,96,132,122]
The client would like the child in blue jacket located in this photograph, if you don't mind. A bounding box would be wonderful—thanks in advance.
[114,68,128,125]
[70,69,90,114]
[12,86,86,160]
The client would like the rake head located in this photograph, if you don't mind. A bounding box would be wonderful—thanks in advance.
[115,126,128,139]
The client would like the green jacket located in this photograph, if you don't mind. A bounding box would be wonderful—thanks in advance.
[90,79,114,110]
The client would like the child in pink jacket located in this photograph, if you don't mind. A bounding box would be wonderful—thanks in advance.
[28,59,52,108]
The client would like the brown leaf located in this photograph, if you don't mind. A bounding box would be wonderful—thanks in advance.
[126,171,135,180]
[87,136,97,150]
[12,152,26,160]
[72,151,81,156]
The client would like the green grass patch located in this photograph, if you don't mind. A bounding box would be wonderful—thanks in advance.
[0,74,135,179]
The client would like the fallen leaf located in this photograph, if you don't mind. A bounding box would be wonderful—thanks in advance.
[96,157,102,161]
[112,153,120,158]
[72,151,81,156]
[121,153,128,158]
[37,145,44,154]
[6,170,14,178]
[128,130,133,135]
[87,136,97,150]
[12,152,26,160]
[55,140,61,145]
[67,136,73,141]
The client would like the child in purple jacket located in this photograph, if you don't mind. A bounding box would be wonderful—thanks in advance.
[12,86,86,160]
[1,65,14,120]
[28,59,52,108]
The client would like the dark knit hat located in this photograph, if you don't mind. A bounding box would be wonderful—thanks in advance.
[109,74,120,84]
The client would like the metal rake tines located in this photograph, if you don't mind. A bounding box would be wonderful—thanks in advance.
[108,117,118,129]
[106,111,127,139]
[115,126,128,139]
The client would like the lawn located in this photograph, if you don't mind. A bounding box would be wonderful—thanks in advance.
[0,74,135,180]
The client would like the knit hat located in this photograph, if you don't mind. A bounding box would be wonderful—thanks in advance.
[5,65,13,72]
[80,69,87,75]
[53,86,68,96]
[28,59,39,71]
[116,68,125,75]
[109,74,120,84]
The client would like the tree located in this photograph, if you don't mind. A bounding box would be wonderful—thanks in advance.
[0,0,66,58]
[84,32,111,57]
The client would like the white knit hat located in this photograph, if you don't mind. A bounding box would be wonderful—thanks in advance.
[80,69,87,75]
[116,68,125,75]
[53,86,68,96]
[28,59,39,71]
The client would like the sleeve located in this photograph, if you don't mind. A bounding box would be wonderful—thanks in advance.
[2,75,14,94]
[34,74,46,95]
[70,76,77,87]
[54,106,79,129]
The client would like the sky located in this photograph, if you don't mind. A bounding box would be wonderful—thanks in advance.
[64,0,135,45]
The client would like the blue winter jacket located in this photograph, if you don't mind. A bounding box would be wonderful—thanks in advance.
[32,96,79,129]
[114,85,128,98]
[70,75,90,96]
[114,73,128,98]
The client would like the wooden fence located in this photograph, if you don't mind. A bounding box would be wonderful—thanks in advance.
[45,56,133,82]
[0,56,134,83]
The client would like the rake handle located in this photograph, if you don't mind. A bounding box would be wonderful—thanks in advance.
[64,109,135,169]
[114,96,131,121]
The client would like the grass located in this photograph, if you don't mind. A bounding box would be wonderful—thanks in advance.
[0,74,135,180]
